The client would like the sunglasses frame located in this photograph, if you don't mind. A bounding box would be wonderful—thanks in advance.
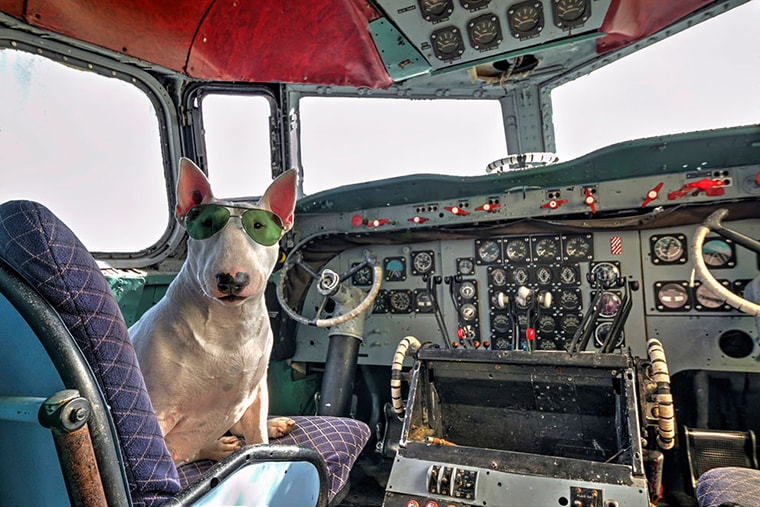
[182,203,285,246]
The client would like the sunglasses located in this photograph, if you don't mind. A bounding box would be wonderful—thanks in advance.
[183,204,284,246]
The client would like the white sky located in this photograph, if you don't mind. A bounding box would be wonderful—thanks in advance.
[1,0,758,251]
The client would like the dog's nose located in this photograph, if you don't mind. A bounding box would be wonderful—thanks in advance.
[216,272,250,296]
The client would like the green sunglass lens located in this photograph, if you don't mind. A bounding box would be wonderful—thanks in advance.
[241,209,283,246]
[185,205,230,239]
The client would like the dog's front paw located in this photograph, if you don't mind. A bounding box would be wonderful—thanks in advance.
[267,416,295,438]
[196,435,243,462]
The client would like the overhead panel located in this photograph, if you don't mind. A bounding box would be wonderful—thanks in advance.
[374,0,613,73]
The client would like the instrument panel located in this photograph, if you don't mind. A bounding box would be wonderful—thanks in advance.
[292,218,760,374]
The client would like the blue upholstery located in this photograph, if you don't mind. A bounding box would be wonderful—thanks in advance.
[0,200,369,505]
[696,467,760,507]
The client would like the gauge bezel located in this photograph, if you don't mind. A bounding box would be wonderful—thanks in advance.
[411,250,436,276]
[383,256,407,282]
[694,280,732,311]
[431,26,465,61]
[467,13,502,51]
[551,0,590,30]
[419,0,455,23]
[504,237,530,263]
[507,0,544,40]
[533,236,561,262]
[650,234,688,265]
[562,234,594,261]
[475,238,502,265]
[654,281,691,312]
[701,236,736,269]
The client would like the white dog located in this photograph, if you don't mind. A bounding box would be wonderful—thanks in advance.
[131,158,296,464]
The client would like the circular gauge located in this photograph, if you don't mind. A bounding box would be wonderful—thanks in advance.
[459,281,477,300]
[702,238,734,268]
[412,251,434,275]
[489,267,508,287]
[652,235,685,263]
[560,314,581,334]
[559,289,581,310]
[539,338,557,350]
[695,283,725,309]
[389,290,412,313]
[559,264,579,285]
[508,2,543,37]
[414,290,435,313]
[460,303,478,321]
[599,291,622,318]
[563,235,592,260]
[538,315,556,333]
[534,237,559,261]
[510,266,530,285]
[536,266,553,285]
[419,0,453,21]
[431,26,464,60]
[351,263,373,286]
[457,257,475,275]
[656,282,689,310]
[590,262,620,288]
[492,313,510,333]
[477,239,501,264]
[383,257,407,282]
[373,290,388,313]
[468,15,501,50]
[555,0,587,24]
[505,239,529,262]
[594,322,624,349]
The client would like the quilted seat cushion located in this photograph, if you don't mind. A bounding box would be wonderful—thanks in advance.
[696,467,760,507]
[0,200,180,506]
[177,415,371,502]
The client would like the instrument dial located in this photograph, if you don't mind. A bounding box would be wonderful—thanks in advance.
[702,238,734,268]
[414,290,436,313]
[655,282,690,311]
[507,1,544,39]
[504,238,529,262]
[559,289,581,310]
[563,235,593,261]
[651,235,687,264]
[467,15,502,50]
[590,262,620,288]
[534,237,560,261]
[351,263,373,286]
[559,264,579,285]
[538,314,557,333]
[460,0,491,10]
[539,338,558,350]
[489,266,508,287]
[594,322,624,349]
[459,281,477,300]
[411,250,435,275]
[383,257,407,282]
[553,0,589,29]
[457,257,475,275]
[510,266,530,285]
[460,303,478,321]
[535,266,553,285]
[389,290,413,313]
[373,290,389,313]
[419,0,454,21]
[476,239,501,264]
[492,313,510,333]
[599,291,622,318]
[695,283,727,310]
[560,314,581,334]
[431,26,465,61]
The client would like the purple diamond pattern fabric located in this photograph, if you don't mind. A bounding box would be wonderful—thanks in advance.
[696,467,760,507]
[0,200,180,506]
[176,415,371,502]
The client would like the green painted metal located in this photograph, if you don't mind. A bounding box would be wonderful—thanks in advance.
[369,17,431,82]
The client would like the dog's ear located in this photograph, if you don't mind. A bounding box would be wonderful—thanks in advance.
[259,169,297,232]
[175,157,214,219]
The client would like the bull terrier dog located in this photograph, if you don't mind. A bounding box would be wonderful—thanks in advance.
[131,157,297,464]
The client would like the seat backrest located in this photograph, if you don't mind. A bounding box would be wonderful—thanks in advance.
[0,200,181,507]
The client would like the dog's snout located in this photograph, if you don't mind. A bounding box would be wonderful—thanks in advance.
[216,272,250,296]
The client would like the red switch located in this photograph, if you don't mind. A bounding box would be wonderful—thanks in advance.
[408,215,429,224]
[526,327,536,341]
[366,218,390,228]
[351,214,365,227]
[540,199,568,210]
[444,205,470,216]
[583,188,597,214]
[668,178,725,200]
[475,202,500,212]
[641,182,664,207]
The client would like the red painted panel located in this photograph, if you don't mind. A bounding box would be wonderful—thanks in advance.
[0,0,23,18]
[186,0,392,88]
[598,0,713,54]
[23,0,211,72]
